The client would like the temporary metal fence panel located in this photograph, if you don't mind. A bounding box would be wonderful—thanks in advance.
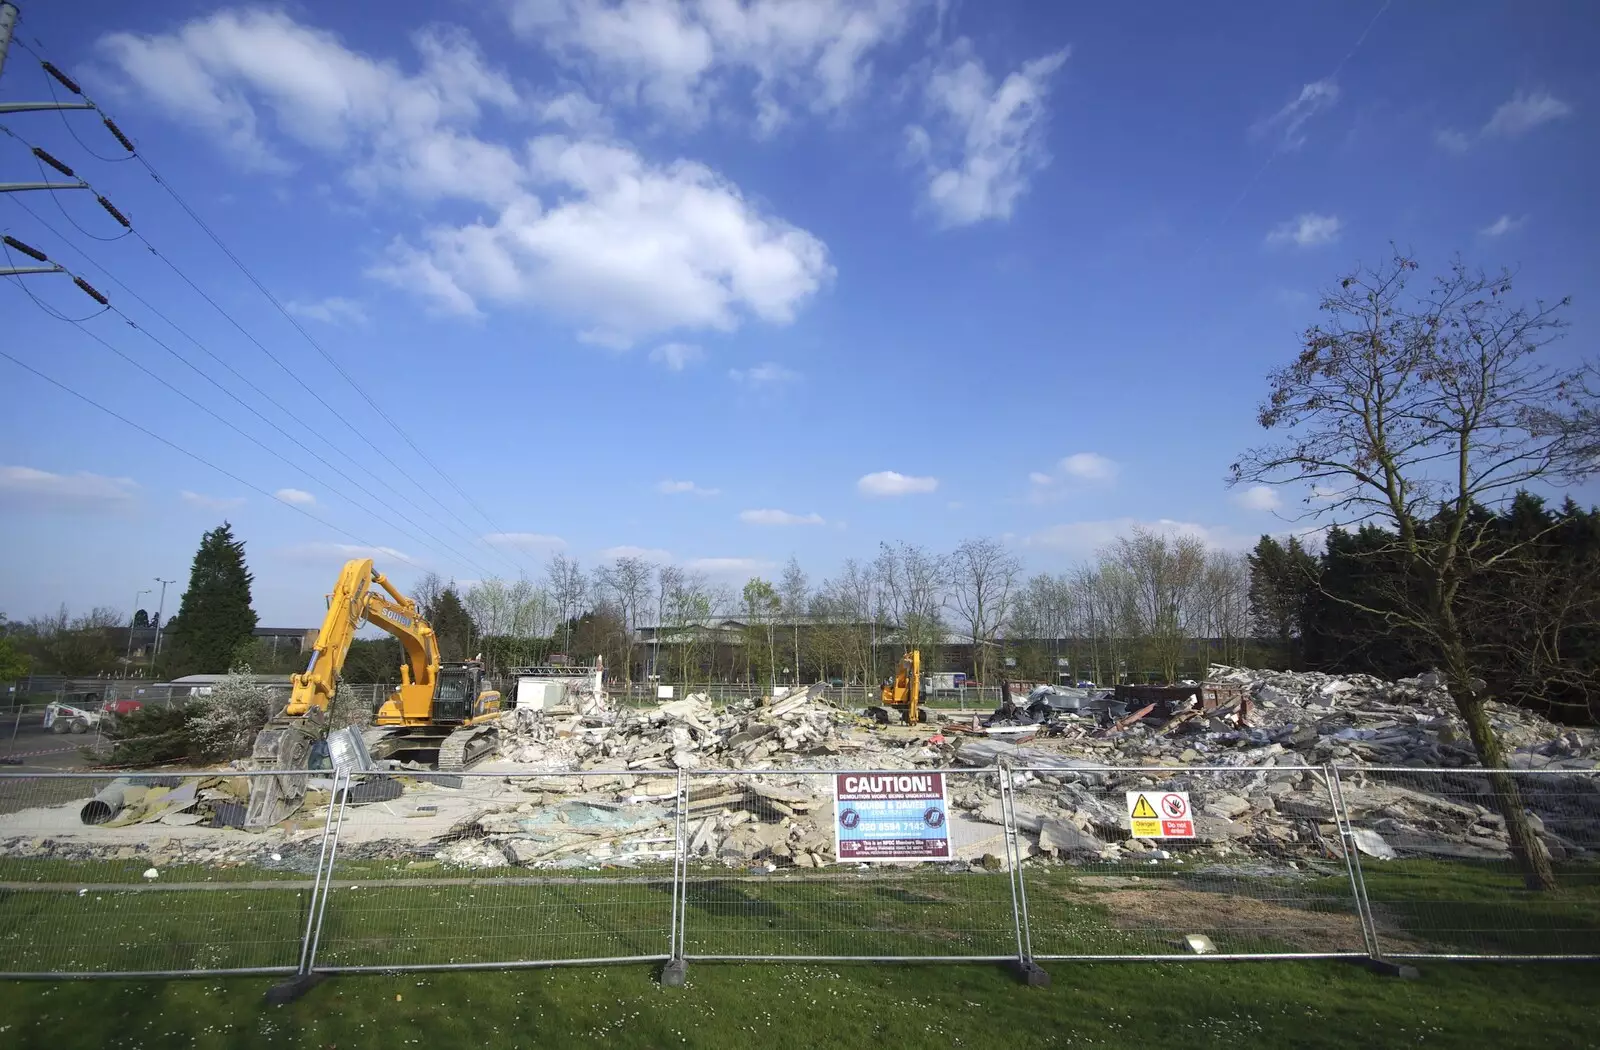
[677,768,1023,962]
[309,770,680,972]
[1333,765,1600,960]
[0,770,324,977]
[1009,764,1368,960]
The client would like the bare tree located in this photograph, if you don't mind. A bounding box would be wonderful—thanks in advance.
[412,572,445,622]
[544,554,587,659]
[1230,251,1591,890]
[946,537,1022,684]
[1104,529,1207,681]
[595,556,655,683]
[780,556,809,684]
[874,542,947,665]
[1203,551,1254,668]
[653,564,685,682]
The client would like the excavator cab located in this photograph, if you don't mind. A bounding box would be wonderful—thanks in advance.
[432,664,477,722]
[432,660,500,723]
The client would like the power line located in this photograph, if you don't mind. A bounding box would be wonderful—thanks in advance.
[4,193,503,578]
[6,33,540,578]
[0,110,529,577]
[4,279,469,572]
[0,343,430,571]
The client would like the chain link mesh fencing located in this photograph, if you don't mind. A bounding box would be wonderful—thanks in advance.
[1332,766,1600,960]
[1009,763,1369,960]
[0,771,323,977]
[677,769,1024,962]
[5,761,1597,978]
[309,770,681,972]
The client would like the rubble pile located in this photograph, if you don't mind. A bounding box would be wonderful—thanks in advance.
[496,684,913,772]
[979,666,1598,772]
[3,668,1596,877]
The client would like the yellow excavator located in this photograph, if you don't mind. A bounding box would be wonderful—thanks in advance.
[245,558,502,827]
[869,649,924,724]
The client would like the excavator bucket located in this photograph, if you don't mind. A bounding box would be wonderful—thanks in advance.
[245,718,321,828]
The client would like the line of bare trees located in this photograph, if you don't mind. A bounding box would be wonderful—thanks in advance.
[404,530,1252,687]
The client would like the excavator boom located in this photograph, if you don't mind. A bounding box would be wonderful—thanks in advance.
[245,558,444,827]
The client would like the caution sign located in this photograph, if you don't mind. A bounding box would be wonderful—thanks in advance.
[835,773,951,862]
[1126,790,1194,838]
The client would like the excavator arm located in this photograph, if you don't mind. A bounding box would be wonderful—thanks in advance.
[247,558,439,827]
[284,560,439,717]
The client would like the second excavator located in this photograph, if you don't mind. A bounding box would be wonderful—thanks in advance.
[245,558,503,827]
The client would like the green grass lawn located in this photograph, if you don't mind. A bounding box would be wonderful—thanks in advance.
[1,959,1597,1050]
[5,855,1599,974]
[3,854,1600,1048]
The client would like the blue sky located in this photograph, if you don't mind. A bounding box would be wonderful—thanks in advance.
[1,1,1596,625]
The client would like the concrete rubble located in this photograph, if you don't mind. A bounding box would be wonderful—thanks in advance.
[1,668,1595,876]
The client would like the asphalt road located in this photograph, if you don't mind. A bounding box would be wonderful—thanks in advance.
[0,710,98,770]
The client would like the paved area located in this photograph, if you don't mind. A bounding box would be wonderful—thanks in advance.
[1,712,97,770]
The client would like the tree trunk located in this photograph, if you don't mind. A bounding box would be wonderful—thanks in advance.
[1444,646,1556,891]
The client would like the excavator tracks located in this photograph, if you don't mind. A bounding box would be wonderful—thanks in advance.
[437,723,500,772]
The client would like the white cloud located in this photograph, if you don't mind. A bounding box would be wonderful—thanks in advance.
[905,42,1068,227]
[1436,89,1572,154]
[101,10,833,349]
[685,556,775,575]
[1028,452,1117,500]
[282,541,412,564]
[483,532,566,549]
[1252,78,1339,150]
[857,470,938,497]
[275,487,316,505]
[0,465,136,513]
[1028,518,1255,556]
[1433,128,1471,155]
[1266,213,1342,248]
[99,12,523,201]
[657,479,720,496]
[728,361,801,386]
[599,544,673,562]
[1484,90,1572,138]
[375,136,834,347]
[739,508,825,526]
[650,342,705,371]
[1235,484,1281,512]
[1479,214,1525,238]
[506,0,918,130]
[1058,452,1117,482]
[286,296,368,326]
[180,490,246,511]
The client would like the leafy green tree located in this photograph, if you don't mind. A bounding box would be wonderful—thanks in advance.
[429,585,475,662]
[742,577,780,688]
[1247,535,1320,668]
[162,523,259,675]
[342,637,403,683]
[132,609,150,628]
[0,632,29,683]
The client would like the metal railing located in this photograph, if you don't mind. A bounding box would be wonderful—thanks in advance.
[0,764,1593,981]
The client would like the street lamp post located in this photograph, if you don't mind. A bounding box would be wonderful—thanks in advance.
[124,588,151,673]
[152,577,176,678]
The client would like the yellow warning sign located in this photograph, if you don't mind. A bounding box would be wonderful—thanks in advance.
[1126,790,1196,839]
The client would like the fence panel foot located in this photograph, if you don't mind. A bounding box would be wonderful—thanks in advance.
[1355,957,1420,980]
[264,973,327,1005]
[660,958,689,987]
[1011,960,1051,986]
